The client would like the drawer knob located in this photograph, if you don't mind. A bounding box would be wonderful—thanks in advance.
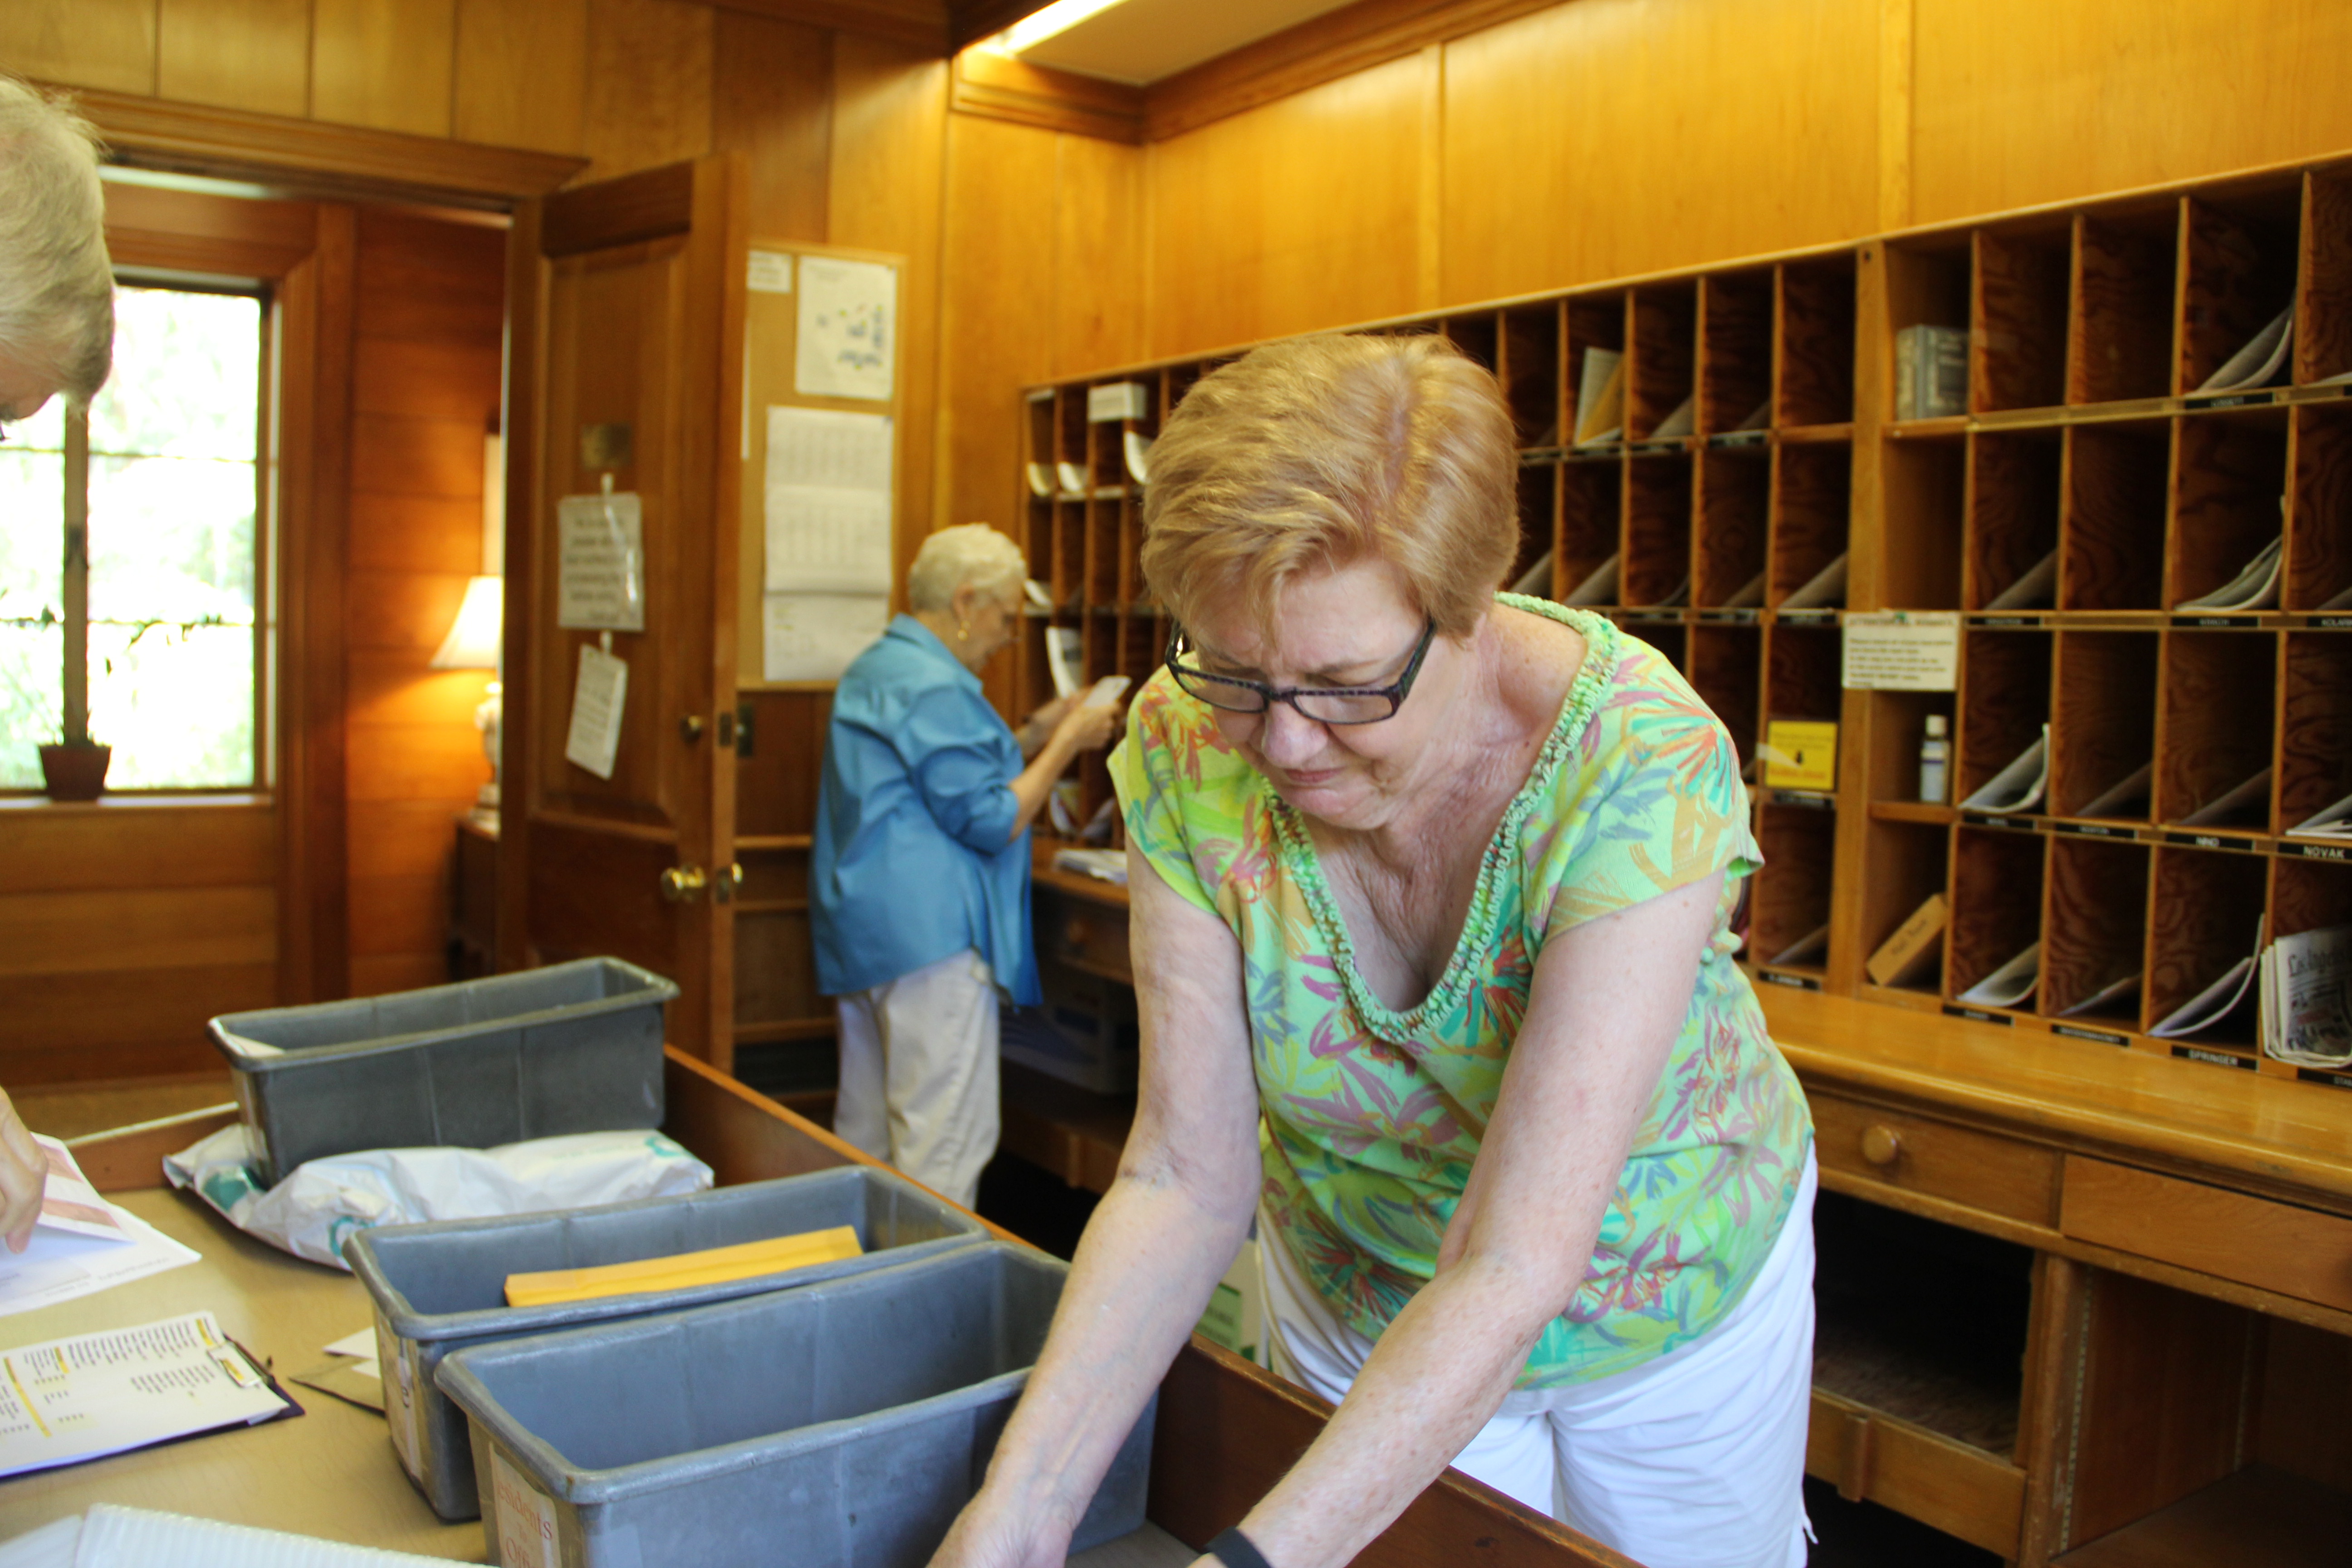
[1065,918,1089,948]
[1860,1125,1901,1168]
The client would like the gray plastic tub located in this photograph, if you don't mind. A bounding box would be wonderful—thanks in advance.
[209,958,677,1186]
[436,1242,1153,1568]
[348,1164,989,1520]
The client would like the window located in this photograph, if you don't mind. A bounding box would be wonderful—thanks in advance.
[0,284,265,790]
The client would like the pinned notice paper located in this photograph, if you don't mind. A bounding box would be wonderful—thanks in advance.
[765,407,894,596]
[795,256,896,401]
[1842,612,1960,691]
[763,593,890,682]
[747,250,792,294]
[564,643,628,780]
[557,490,645,632]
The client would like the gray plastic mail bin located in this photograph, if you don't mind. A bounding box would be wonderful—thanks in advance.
[436,1243,1153,1568]
[348,1164,989,1520]
[209,958,677,1185]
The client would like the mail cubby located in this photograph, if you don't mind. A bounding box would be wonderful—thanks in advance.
[2169,408,2288,612]
[1687,622,1761,769]
[1866,689,1958,806]
[1955,627,2051,804]
[1512,460,1557,590]
[1627,617,1686,673]
[1017,617,1059,717]
[1442,310,1499,378]
[2146,845,2269,1054]
[1556,458,1622,604]
[2155,629,2276,827]
[1622,453,1693,606]
[1813,1191,2031,1460]
[1024,495,1056,602]
[1083,494,1122,608]
[1753,803,1836,973]
[1777,255,1856,429]
[1858,820,1949,995]
[2049,631,2158,820]
[2179,186,2300,397]
[1964,428,2061,611]
[1882,431,1966,608]
[1769,441,1849,608]
[1627,282,1697,441]
[1947,826,2046,1006]
[1052,500,1084,608]
[1501,302,1563,447]
[2287,401,2352,612]
[2273,856,2352,966]
[2059,421,2168,611]
[2279,632,2352,835]
[1972,221,2071,413]
[1117,613,1160,683]
[1883,235,1972,422]
[2041,836,2150,1024]
[1695,448,1769,607]
[2299,167,2352,385]
[1766,623,1841,733]
[1055,385,1087,471]
[2068,206,2179,406]
[1565,294,1627,446]
[1698,269,1773,436]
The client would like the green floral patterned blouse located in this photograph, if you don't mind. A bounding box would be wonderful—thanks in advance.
[1111,597,1813,1386]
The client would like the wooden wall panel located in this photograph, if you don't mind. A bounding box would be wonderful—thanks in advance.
[1911,0,2352,226]
[580,0,715,179]
[1054,132,1146,375]
[312,0,458,138]
[942,113,1058,545]
[829,34,948,575]
[157,0,312,118]
[454,0,590,155]
[1144,53,1426,358]
[0,1,157,93]
[1441,0,1881,305]
[713,9,835,241]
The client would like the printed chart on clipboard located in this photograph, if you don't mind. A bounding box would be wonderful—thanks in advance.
[736,243,907,688]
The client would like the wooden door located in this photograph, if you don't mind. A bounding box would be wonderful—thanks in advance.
[498,156,749,1066]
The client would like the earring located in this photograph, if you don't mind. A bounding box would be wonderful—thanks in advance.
[957,620,971,641]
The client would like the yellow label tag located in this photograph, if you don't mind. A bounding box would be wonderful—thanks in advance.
[1761,721,1838,791]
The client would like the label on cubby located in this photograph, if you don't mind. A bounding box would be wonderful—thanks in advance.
[2286,840,2351,861]
[2052,1024,2129,1046]
[1943,1005,2014,1026]
[1768,789,1835,809]
[1622,610,1681,624]
[1628,439,1687,456]
[1758,970,1822,991]
[1966,614,2044,628]
[2169,1045,2257,1071]
[1961,812,2037,832]
[2161,830,2259,853]
[2296,1068,2352,1090]
[2312,616,2352,630]
[1697,609,1759,624]
[1778,608,1839,625]
[2182,616,2258,629]
[1517,448,1564,466]
[2053,820,2137,839]
[2185,390,2279,411]
[1708,431,1769,450]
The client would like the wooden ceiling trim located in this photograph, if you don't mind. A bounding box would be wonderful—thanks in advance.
[707,0,953,51]
[1142,0,1561,142]
[949,0,1059,51]
[950,50,1145,144]
[64,87,587,210]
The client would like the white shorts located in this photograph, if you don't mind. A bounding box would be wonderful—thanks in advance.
[1262,1152,1817,1568]
[832,948,1000,1209]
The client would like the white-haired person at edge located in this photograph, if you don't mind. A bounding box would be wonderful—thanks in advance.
[928,334,1817,1568]
[810,524,1122,1207]
[0,74,117,1252]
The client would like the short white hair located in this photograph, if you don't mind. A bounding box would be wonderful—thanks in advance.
[0,76,113,404]
[907,523,1027,612]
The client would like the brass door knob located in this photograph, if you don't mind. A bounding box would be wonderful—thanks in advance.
[660,864,708,903]
[1065,918,1089,949]
[1860,1125,1901,1167]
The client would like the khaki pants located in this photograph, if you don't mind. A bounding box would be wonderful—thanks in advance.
[832,949,1000,1209]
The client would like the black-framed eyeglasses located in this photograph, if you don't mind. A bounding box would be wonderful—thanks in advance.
[1165,617,1436,725]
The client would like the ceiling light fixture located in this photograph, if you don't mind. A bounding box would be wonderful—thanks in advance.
[997,0,1127,54]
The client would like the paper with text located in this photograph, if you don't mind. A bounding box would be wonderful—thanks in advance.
[765,407,894,595]
[557,492,646,632]
[0,1312,292,1477]
[564,644,628,780]
[763,594,891,682]
[795,256,896,400]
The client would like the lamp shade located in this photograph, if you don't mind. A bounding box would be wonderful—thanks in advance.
[430,575,505,671]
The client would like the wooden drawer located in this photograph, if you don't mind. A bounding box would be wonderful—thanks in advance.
[2060,1156,2352,1313]
[1810,1091,2061,1228]
[1039,886,1132,985]
[1806,1390,2025,1557]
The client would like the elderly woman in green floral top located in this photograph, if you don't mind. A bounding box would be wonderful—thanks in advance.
[933,334,1816,1568]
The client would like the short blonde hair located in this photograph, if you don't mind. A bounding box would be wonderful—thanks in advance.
[1140,333,1517,640]
[907,522,1026,612]
[0,76,113,404]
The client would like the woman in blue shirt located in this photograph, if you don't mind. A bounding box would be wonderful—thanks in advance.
[812,524,1120,1206]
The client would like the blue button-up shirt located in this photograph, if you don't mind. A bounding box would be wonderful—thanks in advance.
[810,615,1040,1005]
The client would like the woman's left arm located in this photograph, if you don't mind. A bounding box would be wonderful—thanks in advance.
[1210,869,1726,1568]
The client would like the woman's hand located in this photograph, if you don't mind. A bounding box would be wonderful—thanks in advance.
[0,1090,45,1253]
[1026,695,1078,732]
[1055,698,1120,753]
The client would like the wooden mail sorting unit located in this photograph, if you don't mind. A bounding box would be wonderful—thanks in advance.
[1018,250,1861,990]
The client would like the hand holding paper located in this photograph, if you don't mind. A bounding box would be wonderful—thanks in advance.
[0,1092,39,1253]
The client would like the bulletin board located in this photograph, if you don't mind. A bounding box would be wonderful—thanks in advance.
[735,239,908,691]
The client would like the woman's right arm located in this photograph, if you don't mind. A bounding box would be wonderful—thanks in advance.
[931,843,1263,1568]
[1000,700,1119,843]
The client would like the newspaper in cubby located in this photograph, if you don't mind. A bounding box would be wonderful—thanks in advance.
[1573,348,1624,447]
[2193,305,2294,394]
[2149,917,2265,1039]
[1983,549,2058,612]
[2074,760,2152,820]
[2057,972,2141,1020]
[1510,550,1554,597]
[2286,788,2352,839]
[2176,767,2270,828]
[2173,536,2283,612]
[1650,395,1695,440]
[1960,725,2049,814]
[2260,925,2352,1068]
[1779,552,1847,611]
[1956,942,2040,1009]
[1895,325,1968,420]
[1562,554,1620,607]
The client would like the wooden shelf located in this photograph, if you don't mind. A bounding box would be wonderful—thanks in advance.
[2055,1465,2352,1568]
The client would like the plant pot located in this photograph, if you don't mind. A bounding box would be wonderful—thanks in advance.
[39,743,112,802]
